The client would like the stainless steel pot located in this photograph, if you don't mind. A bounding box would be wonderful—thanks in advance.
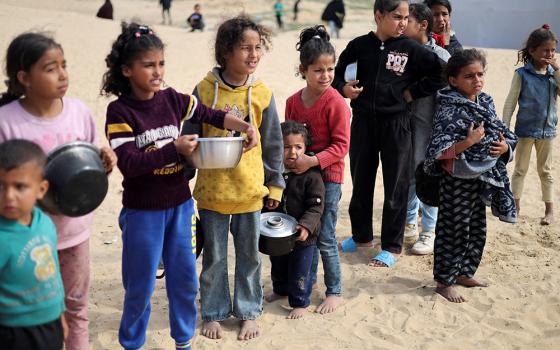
[39,141,108,217]
[187,136,244,169]
[259,212,299,256]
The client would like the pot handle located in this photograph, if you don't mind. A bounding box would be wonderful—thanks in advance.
[289,227,301,244]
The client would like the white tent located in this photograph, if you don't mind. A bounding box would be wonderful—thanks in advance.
[451,0,560,50]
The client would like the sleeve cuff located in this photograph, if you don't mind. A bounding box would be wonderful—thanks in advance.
[267,185,284,202]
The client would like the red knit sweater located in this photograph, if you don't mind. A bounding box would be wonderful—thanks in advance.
[285,86,351,184]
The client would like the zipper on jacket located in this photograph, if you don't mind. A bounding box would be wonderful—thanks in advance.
[373,44,385,116]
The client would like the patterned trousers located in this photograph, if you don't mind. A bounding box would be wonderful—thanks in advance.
[433,174,487,286]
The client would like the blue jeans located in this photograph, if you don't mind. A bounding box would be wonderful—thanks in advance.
[406,183,437,231]
[270,245,315,308]
[328,20,340,39]
[198,209,262,321]
[118,199,197,350]
[310,182,343,296]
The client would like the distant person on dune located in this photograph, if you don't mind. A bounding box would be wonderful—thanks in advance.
[293,0,302,21]
[160,0,172,25]
[96,0,113,20]
[321,0,345,39]
[187,3,205,32]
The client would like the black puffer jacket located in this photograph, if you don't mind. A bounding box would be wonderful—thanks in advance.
[332,32,445,118]
[264,167,325,247]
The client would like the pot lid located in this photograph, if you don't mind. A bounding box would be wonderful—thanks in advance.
[260,212,298,238]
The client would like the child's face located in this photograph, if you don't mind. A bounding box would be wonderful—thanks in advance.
[449,61,485,102]
[0,162,48,226]
[224,29,262,78]
[283,134,306,169]
[375,2,409,39]
[122,49,165,100]
[18,47,68,100]
[403,15,425,43]
[301,54,335,95]
[430,4,450,35]
[529,39,557,69]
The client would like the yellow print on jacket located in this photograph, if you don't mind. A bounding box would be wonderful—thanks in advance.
[30,244,56,281]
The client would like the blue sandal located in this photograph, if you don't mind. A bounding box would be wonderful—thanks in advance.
[339,237,358,252]
[370,250,396,267]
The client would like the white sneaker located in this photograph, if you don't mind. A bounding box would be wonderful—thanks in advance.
[410,230,435,255]
[404,223,418,242]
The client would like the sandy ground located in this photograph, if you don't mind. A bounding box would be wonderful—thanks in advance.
[1,0,559,349]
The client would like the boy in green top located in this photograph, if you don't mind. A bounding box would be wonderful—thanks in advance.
[0,140,66,350]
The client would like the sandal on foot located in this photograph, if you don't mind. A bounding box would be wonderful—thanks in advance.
[339,237,358,252]
[370,250,396,267]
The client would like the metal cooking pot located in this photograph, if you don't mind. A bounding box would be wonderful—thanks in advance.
[40,141,108,217]
[259,212,299,256]
[187,136,244,169]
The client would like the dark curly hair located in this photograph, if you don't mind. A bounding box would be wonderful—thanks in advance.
[281,120,312,148]
[445,48,486,82]
[0,32,62,107]
[517,24,558,65]
[101,22,164,97]
[296,25,336,78]
[214,14,272,69]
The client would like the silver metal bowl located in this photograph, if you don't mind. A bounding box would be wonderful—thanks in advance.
[187,137,244,169]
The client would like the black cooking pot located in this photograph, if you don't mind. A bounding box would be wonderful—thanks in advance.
[415,163,440,207]
[40,141,109,217]
[259,212,299,256]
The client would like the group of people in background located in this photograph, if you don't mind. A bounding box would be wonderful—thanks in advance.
[0,0,557,349]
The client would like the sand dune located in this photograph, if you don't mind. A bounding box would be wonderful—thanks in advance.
[0,0,558,349]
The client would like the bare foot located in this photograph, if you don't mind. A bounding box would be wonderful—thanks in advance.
[238,320,260,340]
[315,295,344,314]
[264,292,286,303]
[456,276,489,288]
[287,307,307,319]
[541,202,554,225]
[515,198,520,215]
[436,283,466,303]
[201,321,223,339]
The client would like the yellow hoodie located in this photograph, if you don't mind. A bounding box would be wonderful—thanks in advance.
[189,69,285,214]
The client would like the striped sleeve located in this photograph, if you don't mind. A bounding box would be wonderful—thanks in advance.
[106,122,135,150]
[183,94,198,121]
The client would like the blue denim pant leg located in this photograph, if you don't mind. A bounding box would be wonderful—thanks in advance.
[420,201,438,231]
[199,209,233,322]
[310,182,343,296]
[407,184,438,231]
[407,184,420,225]
[270,245,315,308]
[230,211,263,320]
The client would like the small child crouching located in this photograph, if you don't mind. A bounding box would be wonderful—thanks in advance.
[265,121,325,319]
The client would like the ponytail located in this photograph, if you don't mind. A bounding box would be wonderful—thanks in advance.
[296,25,336,76]
[517,24,558,65]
